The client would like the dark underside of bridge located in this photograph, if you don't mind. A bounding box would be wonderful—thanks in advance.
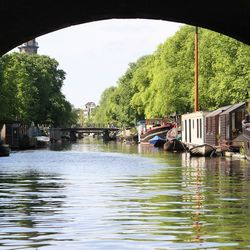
[0,0,249,55]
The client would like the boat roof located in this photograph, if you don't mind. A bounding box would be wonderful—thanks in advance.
[220,102,245,115]
[206,105,231,118]
[181,111,211,119]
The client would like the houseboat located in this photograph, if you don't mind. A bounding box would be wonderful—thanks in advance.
[1,122,49,149]
[5,122,33,149]
[205,105,231,146]
[218,102,246,152]
[181,111,210,148]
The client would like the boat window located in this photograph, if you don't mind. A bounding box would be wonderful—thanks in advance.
[185,120,187,142]
[189,119,191,143]
[206,118,208,133]
[197,119,199,138]
[200,118,202,139]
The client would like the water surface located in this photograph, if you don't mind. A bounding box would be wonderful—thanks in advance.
[0,141,250,249]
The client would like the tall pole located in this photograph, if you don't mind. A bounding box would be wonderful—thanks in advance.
[194,26,199,112]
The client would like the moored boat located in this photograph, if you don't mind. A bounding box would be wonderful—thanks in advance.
[189,143,216,157]
[164,139,186,152]
[36,135,50,148]
[0,140,10,157]
[138,118,173,144]
[164,127,186,152]
[149,135,166,147]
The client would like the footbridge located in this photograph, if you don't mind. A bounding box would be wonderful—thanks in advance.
[50,125,120,142]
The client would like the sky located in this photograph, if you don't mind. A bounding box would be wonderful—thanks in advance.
[14,19,183,108]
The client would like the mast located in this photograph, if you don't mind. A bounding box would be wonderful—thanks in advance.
[194,26,199,112]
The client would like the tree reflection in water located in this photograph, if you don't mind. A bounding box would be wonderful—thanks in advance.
[106,152,250,249]
[0,145,250,249]
[0,170,66,248]
[182,154,250,249]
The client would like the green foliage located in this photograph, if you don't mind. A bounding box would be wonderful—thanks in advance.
[94,25,250,127]
[199,30,250,109]
[0,52,77,126]
[92,87,117,125]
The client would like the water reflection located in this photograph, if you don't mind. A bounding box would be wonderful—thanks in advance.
[180,155,250,248]
[49,141,73,151]
[0,142,250,249]
[0,170,66,249]
[103,153,250,249]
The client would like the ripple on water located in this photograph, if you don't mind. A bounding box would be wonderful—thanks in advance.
[0,145,249,249]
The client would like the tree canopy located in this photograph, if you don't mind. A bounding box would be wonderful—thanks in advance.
[93,25,250,127]
[0,52,77,126]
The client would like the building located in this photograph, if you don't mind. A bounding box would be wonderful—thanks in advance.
[181,111,210,146]
[83,102,97,120]
[18,39,39,54]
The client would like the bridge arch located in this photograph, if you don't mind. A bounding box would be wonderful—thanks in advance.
[0,0,249,55]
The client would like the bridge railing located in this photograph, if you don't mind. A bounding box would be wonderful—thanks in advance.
[80,123,117,128]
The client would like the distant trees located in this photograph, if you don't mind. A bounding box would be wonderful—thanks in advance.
[4,25,248,130]
[0,52,77,126]
[93,25,250,127]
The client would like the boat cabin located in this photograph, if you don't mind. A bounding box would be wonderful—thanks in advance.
[242,114,250,160]
[218,102,246,147]
[0,122,29,149]
[137,118,173,144]
[205,105,231,146]
[1,122,47,149]
[145,118,170,130]
[181,111,210,146]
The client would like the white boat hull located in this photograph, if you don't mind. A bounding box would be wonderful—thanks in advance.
[189,144,215,157]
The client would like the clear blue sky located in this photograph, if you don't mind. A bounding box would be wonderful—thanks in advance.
[15,19,182,108]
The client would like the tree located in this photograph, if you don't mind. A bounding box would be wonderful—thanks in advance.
[92,25,250,128]
[0,52,77,126]
[92,87,117,125]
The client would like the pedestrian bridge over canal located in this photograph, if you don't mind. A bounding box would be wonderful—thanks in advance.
[51,126,120,142]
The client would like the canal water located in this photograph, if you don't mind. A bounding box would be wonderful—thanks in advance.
[0,140,250,250]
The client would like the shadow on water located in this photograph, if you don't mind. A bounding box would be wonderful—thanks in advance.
[0,170,67,249]
[49,141,73,151]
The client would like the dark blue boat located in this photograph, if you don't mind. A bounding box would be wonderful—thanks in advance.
[149,135,166,147]
[0,140,10,157]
